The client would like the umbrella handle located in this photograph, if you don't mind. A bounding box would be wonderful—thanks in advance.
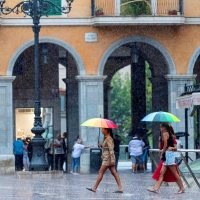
[98,114,101,147]
[98,128,100,147]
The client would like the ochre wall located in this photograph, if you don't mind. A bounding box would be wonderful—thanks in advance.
[184,0,200,17]
[0,25,200,75]
[68,0,91,17]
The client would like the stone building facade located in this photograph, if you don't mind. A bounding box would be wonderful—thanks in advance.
[0,0,200,173]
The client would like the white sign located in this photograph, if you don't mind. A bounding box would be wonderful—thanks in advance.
[176,92,200,109]
[85,33,97,42]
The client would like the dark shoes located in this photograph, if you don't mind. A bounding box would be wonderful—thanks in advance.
[175,189,185,194]
[86,187,96,192]
[113,190,123,193]
[147,188,158,194]
[86,187,123,193]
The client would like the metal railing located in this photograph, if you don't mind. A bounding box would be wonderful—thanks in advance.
[119,145,130,161]
[92,0,184,16]
[149,149,200,189]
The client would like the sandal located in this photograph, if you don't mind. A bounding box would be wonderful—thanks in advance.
[175,189,185,194]
[113,190,123,193]
[147,188,158,194]
[86,187,96,193]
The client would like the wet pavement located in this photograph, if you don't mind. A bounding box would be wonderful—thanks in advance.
[0,168,199,200]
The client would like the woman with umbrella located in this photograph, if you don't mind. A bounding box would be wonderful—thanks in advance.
[147,123,185,194]
[86,128,123,193]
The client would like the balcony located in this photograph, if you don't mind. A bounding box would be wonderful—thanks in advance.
[1,0,200,26]
[92,0,185,25]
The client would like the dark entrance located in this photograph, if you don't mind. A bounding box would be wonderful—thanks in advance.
[103,42,169,149]
[12,43,79,171]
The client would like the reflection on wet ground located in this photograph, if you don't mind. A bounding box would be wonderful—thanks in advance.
[0,169,199,200]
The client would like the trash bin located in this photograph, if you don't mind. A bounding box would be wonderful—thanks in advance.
[90,148,102,173]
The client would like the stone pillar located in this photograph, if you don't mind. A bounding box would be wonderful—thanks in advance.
[0,76,16,174]
[115,0,120,15]
[76,75,107,173]
[104,85,112,119]
[151,0,157,15]
[65,77,79,172]
[165,74,196,160]
[150,76,168,149]
[131,58,146,130]
[149,76,168,170]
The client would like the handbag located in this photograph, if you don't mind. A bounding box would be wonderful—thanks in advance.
[164,151,175,165]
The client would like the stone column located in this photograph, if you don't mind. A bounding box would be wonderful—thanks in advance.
[151,0,157,15]
[103,85,112,119]
[165,74,196,160]
[150,76,168,150]
[0,76,16,174]
[115,0,120,15]
[131,58,146,130]
[76,75,107,173]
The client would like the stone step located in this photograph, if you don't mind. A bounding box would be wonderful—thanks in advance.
[15,170,63,179]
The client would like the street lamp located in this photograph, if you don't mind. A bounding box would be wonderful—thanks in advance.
[0,0,74,171]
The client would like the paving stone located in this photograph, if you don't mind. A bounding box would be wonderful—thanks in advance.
[0,169,199,199]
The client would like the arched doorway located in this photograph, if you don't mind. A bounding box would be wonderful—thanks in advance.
[100,36,175,150]
[10,39,84,171]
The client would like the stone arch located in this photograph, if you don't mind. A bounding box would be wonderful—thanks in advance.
[98,36,176,75]
[187,46,200,74]
[7,37,86,76]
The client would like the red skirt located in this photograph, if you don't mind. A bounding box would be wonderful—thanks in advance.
[152,160,179,182]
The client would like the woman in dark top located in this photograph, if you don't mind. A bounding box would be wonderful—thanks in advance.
[147,123,184,194]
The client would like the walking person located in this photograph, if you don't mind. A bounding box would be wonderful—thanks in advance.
[113,134,122,171]
[86,128,123,193]
[71,138,93,175]
[148,126,178,188]
[128,132,145,174]
[147,123,185,194]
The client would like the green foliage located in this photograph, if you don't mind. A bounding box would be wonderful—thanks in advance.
[145,63,153,146]
[121,0,151,16]
[145,62,152,134]
[110,63,152,145]
[110,71,132,144]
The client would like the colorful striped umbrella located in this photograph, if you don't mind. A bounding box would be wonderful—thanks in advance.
[80,118,118,129]
[141,111,180,122]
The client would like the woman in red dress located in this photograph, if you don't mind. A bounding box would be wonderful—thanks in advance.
[147,124,184,194]
[152,136,178,182]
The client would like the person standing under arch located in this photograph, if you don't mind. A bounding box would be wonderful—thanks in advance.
[113,134,122,171]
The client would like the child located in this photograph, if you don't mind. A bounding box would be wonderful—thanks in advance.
[71,138,93,175]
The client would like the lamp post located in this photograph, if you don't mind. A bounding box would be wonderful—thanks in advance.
[0,0,74,171]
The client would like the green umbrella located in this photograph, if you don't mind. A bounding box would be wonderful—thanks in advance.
[141,111,180,122]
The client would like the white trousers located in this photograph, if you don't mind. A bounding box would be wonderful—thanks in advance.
[23,157,30,171]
